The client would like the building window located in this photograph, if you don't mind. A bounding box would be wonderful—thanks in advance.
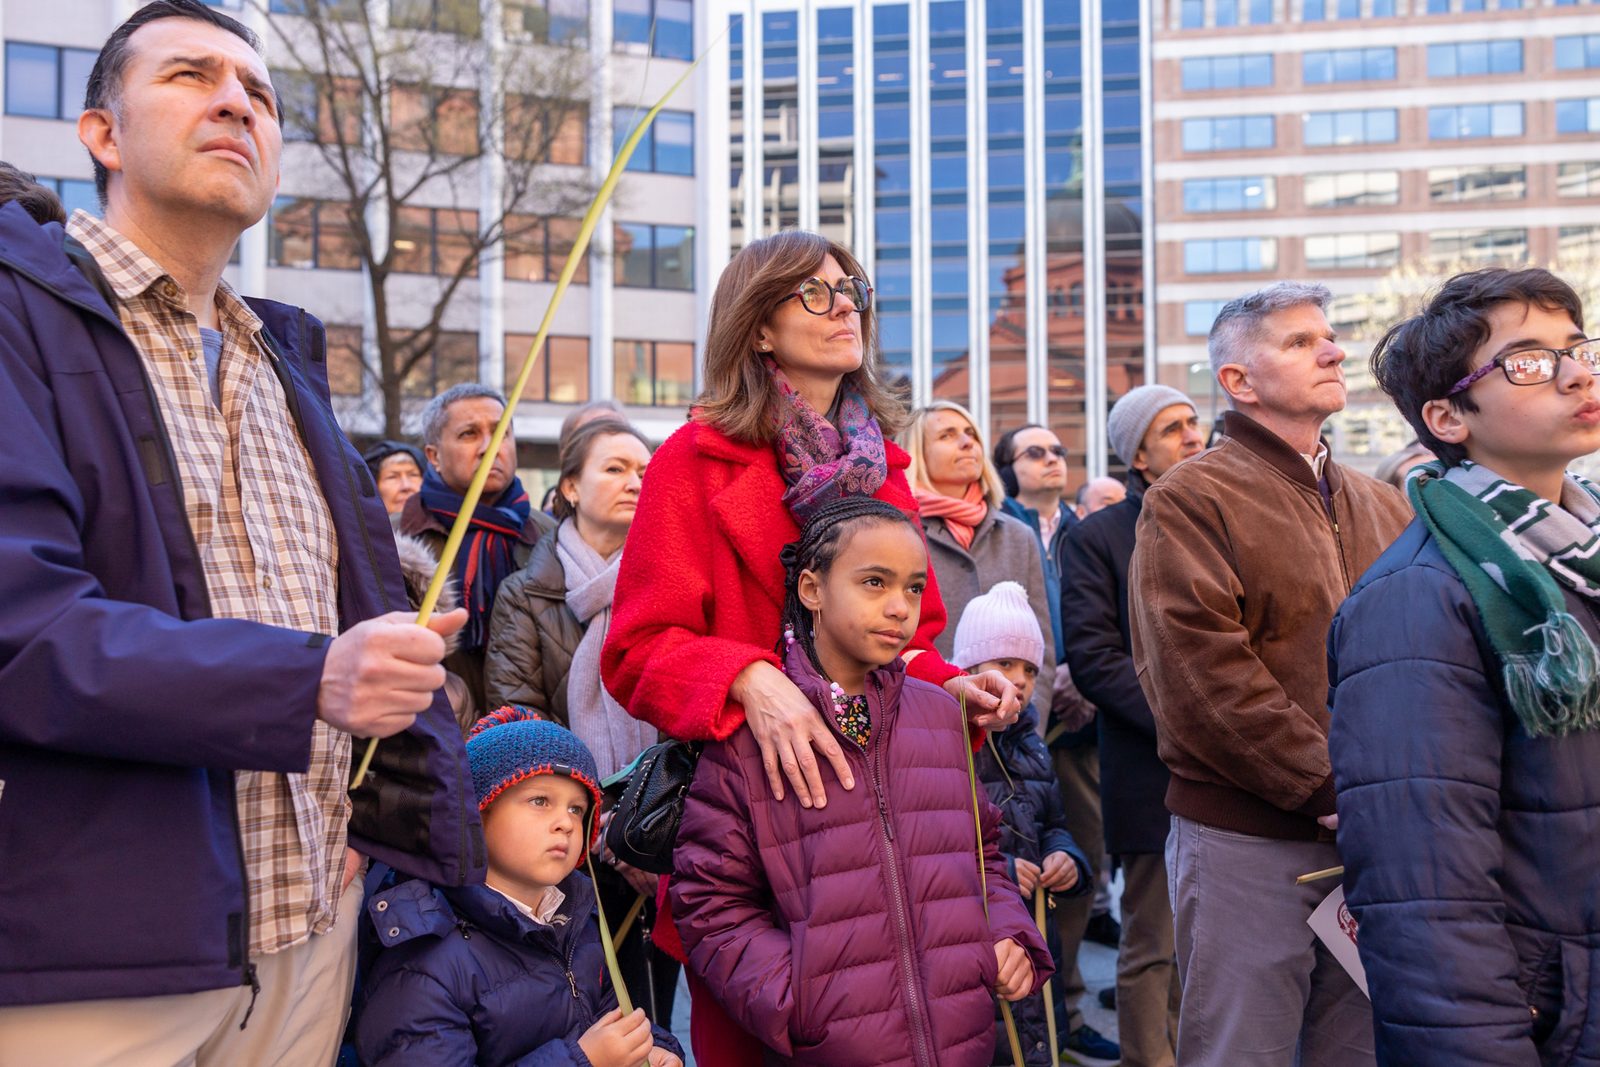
[1427,103,1523,140]
[615,0,693,61]
[504,0,588,42]
[392,206,479,276]
[1303,108,1397,147]
[1557,98,1600,135]
[615,223,695,289]
[1185,299,1228,336]
[1304,232,1401,270]
[41,177,98,217]
[324,325,365,396]
[1181,54,1273,91]
[403,331,480,399]
[4,43,97,120]
[1248,0,1273,22]
[504,98,587,165]
[1183,176,1275,212]
[1558,161,1600,198]
[504,216,590,283]
[1180,0,1204,26]
[391,84,481,155]
[269,198,362,270]
[1303,47,1395,85]
[1427,164,1526,202]
[1427,40,1522,78]
[273,70,363,145]
[615,108,694,174]
[1556,35,1600,71]
[1559,225,1600,259]
[390,0,482,34]
[1372,0,1396,14]
[1303,170,1399,208]
[1428,227,1527,267]
[268,0,364,12]
[1183,237,1277,274]
[1181,115,1275,152]
[504,334,590,402]
[614,339,695,406]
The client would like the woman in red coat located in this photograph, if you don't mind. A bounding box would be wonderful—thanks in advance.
[601,230,1022,1066]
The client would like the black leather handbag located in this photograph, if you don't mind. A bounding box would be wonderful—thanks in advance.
[603,739,702,874]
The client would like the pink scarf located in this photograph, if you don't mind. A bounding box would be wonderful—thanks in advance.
[912,483,988,551]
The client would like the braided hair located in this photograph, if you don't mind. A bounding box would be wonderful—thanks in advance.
[779,496,920,675]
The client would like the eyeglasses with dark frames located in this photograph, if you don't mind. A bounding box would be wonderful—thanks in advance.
[1015,444,1068,462]
[1446,338,1600,397]
[780,276,873,316]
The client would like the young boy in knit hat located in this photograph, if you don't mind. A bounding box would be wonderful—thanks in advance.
[955,582,1092,1067]
[355,707,683,1067]
[1328,268,1600,1065]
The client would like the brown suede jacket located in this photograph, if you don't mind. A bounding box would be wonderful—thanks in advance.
[1129,410,1411,841]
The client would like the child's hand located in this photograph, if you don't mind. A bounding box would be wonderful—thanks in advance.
[1038,851,1079,893]
[578,1008,653,1067]
[994,937,1034,1002]
[1012,857,1041,896]
[646,1048,683,1067]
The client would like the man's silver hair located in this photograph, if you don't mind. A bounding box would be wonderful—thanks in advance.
[420,382,508,448]
[1206,281,1332,379]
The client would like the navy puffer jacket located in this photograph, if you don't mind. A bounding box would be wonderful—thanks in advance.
[1329,520,1600,1066]
[976,704,1090,1067]
[355,874,682,1066]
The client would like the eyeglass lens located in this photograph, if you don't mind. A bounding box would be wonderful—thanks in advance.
[1506,341,1600,384]
[1019,445,1068,461]
[799,277,870,314]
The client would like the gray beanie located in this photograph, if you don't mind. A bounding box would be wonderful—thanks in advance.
[1107,385,1195,468]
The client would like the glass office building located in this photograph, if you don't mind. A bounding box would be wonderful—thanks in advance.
[703,0,1152,481]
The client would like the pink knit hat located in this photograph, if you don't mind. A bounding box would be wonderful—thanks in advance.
[952,581,1045,671]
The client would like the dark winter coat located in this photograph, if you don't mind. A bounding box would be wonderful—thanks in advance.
[1329,519,1600,1066]
[671,643,1053,1067]
[1060,471,1170,856]
[998,497,1075,660]
[975,704,1091,1067]
[483,530,584,725]
[0,203,483,1008]
[355,874,683,1066]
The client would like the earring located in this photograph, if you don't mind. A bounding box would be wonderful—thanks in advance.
[783,624,796,647]
[758,343,771,352]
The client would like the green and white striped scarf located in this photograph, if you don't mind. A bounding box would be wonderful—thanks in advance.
[1407,460,1600,738]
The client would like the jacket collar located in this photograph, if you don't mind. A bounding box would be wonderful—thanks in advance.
[781,636,907,743]
[1221,410,1344,496]
[370,870,595,950]
[0,204,121,328]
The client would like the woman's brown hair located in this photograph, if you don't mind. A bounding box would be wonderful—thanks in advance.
[695,230,908,443]
[552,416,650,522]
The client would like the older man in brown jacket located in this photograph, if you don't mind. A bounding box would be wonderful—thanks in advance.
[1129,282,1410,1067]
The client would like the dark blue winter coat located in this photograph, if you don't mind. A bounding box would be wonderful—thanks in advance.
[1060,471,1170,856]
[976,704,1090,1067]
[0,202,484,1008]
[1329,519,1600,1066]
[355,874,684,1066]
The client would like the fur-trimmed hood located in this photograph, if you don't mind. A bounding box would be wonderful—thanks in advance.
[394,533,461,653]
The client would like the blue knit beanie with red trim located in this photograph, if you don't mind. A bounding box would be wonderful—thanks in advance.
[467,706,604,856]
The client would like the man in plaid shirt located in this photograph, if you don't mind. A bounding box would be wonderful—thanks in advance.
[0,2,484,1063]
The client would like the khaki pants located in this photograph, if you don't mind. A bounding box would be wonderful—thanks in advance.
[0,878,362,1067]
[1052,743,1103,1032]
[1117,851,1180,1067]
[1167,816,1374,1067]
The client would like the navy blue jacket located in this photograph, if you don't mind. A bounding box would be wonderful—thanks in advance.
[0,203,484,1008]
[1000,496,1075,662]
[355,875,683,1066]
[1060,471,1170,856]
[1329,519,1600,1065]
[976,704,1089,1067]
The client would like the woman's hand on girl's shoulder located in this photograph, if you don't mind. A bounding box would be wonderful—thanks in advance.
[943,670,1022,731]
[731,660,855,808]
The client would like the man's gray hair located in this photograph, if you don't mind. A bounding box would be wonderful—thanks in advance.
[420,383,508,447]
[1207,281,1332,378]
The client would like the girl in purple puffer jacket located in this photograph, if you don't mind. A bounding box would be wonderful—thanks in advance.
[671,497,1053,1067]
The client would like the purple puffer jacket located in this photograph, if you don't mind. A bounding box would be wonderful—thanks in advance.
[672,643,1053,1067]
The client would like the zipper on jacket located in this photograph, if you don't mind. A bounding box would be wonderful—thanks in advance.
[237,962,261,1030]
[866,678,936,1067]
[1317,485,1353,591]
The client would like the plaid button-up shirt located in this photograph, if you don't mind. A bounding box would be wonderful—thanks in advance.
[70,211,348,958]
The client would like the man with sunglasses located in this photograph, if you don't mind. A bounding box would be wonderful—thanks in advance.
[1328,268,1600,1065]
[1129,282,1409,1067]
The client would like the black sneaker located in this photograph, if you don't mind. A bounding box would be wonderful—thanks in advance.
[1083,912,1122,948]
[1062,1023,1121,1066]
[1097,985,1116,1010]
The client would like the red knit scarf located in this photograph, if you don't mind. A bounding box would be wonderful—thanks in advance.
[912,482,988,550]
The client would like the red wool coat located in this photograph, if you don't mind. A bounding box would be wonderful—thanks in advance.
[602,419,964,746]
